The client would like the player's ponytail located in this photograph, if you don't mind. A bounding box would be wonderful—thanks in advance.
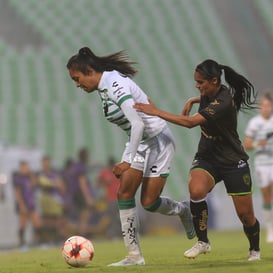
[67,46,138,78]
[196,59,257,112]
[220,64,257,111]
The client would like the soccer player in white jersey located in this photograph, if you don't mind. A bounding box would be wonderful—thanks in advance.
[66,47,195,266]
[244,92,273,243]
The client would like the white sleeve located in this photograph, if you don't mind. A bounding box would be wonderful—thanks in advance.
[120,98,145,163]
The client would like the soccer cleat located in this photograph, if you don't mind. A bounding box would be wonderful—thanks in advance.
[184,241,211,258]
[107,255,145,266]
[248,250,261,261]
[179,201,196,239]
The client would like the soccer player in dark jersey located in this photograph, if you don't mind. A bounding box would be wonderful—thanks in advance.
[134,59,261,261]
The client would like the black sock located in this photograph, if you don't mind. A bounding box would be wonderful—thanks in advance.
[19,228,25,246]
[190,200,209,243]
[243,219,260,251]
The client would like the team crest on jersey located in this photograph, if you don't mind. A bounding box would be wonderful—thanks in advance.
[210,99,219,105]
[242,174,251,186]
[204,107,215,115]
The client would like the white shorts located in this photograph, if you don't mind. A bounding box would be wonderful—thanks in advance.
[254,165,273,188]
[122,126,175,177]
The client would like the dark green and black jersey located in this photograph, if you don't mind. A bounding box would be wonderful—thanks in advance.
[195,85,249,165]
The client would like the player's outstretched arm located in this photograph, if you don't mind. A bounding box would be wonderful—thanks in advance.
[134,98,206,128]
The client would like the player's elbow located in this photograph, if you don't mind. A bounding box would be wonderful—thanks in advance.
[181,114,204,128]
[180,120,199,128]
[133,120,145,131]
[184,122,195,128]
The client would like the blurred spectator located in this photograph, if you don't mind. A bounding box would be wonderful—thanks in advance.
[37,156,66,243]
[65,148,95,236]
[61,157,74,211]
[62,158,74,181]
[13,161,42,247]
[97,157,120,239]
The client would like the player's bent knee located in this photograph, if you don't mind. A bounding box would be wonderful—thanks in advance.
[142,197,161,212]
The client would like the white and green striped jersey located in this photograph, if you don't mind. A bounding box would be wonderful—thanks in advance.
[97,70,167,162]
[245,114,273,166]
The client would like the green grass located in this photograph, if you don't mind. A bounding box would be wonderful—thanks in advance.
[0,230,272,273]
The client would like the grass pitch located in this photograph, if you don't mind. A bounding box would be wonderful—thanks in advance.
[0,230,272,273]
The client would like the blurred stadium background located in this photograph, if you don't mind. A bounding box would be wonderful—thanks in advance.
[0,0,273,248]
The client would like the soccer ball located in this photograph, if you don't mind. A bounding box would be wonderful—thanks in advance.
[62,235,94,267]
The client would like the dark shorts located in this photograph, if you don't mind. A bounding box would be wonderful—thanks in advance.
[190,158,252,195]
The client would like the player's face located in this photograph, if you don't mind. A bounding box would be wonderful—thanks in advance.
[259,98,273,119]
[194,71,219,98]
[69,68,100,93]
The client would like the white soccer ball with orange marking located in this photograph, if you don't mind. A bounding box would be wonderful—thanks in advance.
[62,235,94,267]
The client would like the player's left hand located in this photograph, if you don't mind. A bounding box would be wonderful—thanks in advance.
[182,99,193,116]
[134,98,159,116]
[112,161,131,178]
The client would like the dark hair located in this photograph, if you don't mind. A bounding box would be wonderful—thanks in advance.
[78,147,89,163]
[19,160,28,166]
[42,155,50,161]
[195,59,257,111]
[262,91,273,104]
[66,47,138,78]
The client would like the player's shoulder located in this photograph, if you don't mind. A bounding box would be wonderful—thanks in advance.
[218,86,232,101]
[102,71,134,101]
[103,70,129,86]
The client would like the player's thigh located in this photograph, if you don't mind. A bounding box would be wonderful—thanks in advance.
[253,165,273,204]
[140,176,167,206]
[188,169,215,200]
[260,185,272,204]
[143,127,175,177]
[255,165,273,188]
[118,167,143,199]
[188,159,217,200]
